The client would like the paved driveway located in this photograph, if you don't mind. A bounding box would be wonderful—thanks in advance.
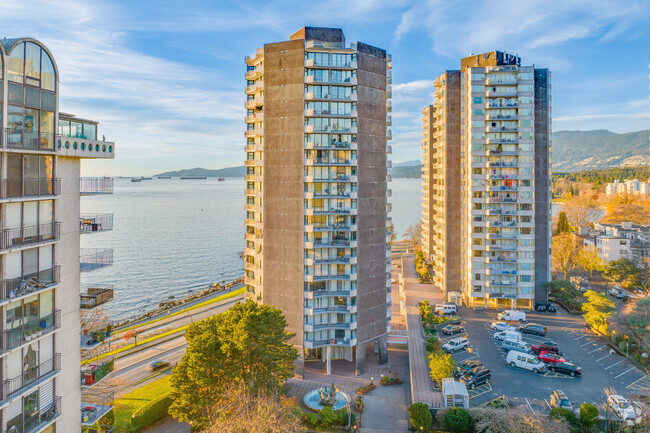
[442,306,649,413]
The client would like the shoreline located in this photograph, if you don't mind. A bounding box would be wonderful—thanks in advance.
[113,276,244,329]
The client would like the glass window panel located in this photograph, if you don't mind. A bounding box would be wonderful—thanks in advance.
[8,83,24,105]
[24,108,39,149]
[25,42,41,82]
[23,250,38,276]
[41,52,55,91]
[25,87,40,107]
[58,119,70,137]
[7,43,25,83]
[40,155,53,178]
[40,111,54,149]
[83,123,96,139]
[71,121,83,138]
[41,91,55,111]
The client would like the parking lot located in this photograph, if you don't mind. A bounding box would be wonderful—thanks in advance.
[438,306,650,414]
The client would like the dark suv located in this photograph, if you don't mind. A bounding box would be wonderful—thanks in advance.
[459,366,491,389]
[454,360,483,378]
[519,323,547,336]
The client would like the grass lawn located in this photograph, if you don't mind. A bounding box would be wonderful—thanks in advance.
[114,375,173,432]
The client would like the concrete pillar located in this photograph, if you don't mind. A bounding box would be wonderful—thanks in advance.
[378,335,388,365]
[513,298,517,310]
[293,353,305,380]
[355,342,367,375]
[326,346,331,376]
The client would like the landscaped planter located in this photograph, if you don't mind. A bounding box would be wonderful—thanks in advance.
[355,383,376,395]
[380,375,403,386]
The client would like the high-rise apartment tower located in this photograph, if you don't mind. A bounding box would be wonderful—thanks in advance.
[422,51,551,309]
[244,27,392,375]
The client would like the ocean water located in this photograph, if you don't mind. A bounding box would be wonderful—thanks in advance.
[80,177,423,321]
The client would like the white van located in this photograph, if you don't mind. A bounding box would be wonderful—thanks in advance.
[435,303,458,315]
[501,339,532,354]
[506,351,546,374]
[497,310,526,322]
[494,330,522,342]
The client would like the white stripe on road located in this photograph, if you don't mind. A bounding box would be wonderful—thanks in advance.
[588,345,607,354]
[525,397,534,413]
[596,353,612,362]
[615,367,637,379]
[573,334,589,341]
[544,399,551,409]
[605,359,624,370]
[581,340,595,347]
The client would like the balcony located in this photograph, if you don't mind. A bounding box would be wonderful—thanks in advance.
[304,337,357,349]
[81,357,114,387]
[3,353,61,401]
[2,266,60,301]
[57,136,115,159]
[80,214,113,233]
[1,222,60,251]
[0,178,61,200]
[5,396,61,433]
[81,389,114,427]
[4,309,61,351]
[80,177,114,195]
[80,248,114,272]
[80,286,114,309]
[486,102,517,109]
[2,129,57,152]
[486,114,518,121]
[387,130,392,140]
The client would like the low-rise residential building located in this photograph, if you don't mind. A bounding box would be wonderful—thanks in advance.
[605,179,650,196]
[581,222,650,264]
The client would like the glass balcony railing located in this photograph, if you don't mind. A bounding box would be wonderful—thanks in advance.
[0,178,61,199]
[3,353,61,400]
[3,309,62,351]
[80,177,114,195]
[2,128,56,151]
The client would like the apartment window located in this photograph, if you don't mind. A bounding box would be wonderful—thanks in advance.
[472,109,484,116]
[331,53,354,67]
[306,69,329,82]
[518,84,533,92]
[473,97,483,104]
[330,70,354,84]
[306,52,329,66]
[330,86,352,99]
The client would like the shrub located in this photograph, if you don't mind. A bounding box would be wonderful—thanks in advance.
[409,402,432,432]
[619,341,628,353]
[426,337,441,354]
[301,412,319,428]
[445,407,470,432]
[334,409,355,426]
[579,403,599,429]
[318,406,337,426]
[130,394,173,430]
[428,350,456,386]
[549,407,577,426]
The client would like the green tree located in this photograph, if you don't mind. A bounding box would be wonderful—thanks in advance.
[445,407,470,433]
[582,290,616,333]
[603,258,642,289]
[549,407,577,427]
[556,211,571,234]
[409,402,432,432]
[579,403,599,430]
[169,300,298,429]
[574,246,604,278]
[427,351,457,386]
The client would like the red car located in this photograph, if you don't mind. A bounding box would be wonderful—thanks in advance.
[531,341,562,356]
[538,351,567,364]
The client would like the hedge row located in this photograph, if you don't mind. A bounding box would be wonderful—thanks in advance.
[130,393,173,430]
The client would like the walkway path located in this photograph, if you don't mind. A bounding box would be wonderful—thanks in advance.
[401,254,444,408]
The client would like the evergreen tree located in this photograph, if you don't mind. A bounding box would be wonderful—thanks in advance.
[556,211,571,234]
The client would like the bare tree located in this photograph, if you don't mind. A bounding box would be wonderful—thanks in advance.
[552,233,579,279]
[81,307,110,334]
[562,196,602,228]
[404,223,422,250]
[207,385,302,433]
[470,407,571,433]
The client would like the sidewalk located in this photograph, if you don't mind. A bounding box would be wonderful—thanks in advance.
[401,254,444,408]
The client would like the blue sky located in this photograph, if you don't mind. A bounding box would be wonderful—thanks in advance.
[2,0,649,176]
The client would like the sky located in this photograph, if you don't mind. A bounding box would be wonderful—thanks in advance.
[1,0,649,176]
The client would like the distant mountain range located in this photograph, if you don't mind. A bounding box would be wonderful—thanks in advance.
[153,130,648,179]
[154,166,246,178]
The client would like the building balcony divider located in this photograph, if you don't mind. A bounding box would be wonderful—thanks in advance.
[3,353,61,401]
[80,177,114,195]
[5,396,61,433]
[0,178,61,200]
[80,248,114,272]
[3,266,61,301]
[4,309,62,352]
[1,222,60,251]
[80,214,114,233]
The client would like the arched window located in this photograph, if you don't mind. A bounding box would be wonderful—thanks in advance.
[41,51,55,91]
[7,42,25,83]
[6,41,56,90]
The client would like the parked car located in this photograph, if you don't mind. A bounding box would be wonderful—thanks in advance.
[442,324,464,335]
[609,286,625,299]
[519,323,547,336]
[531,341,562,355]
[502,339,533,354]
[506,351,546,373]
[490,321,515,332]
[546,302,557,313]
[454,360,483,378]
[608,395,641,425]
[549,361,582,377]
[148,360,170,371]
[550,390,573,411]
[538,352,567,364]
[578,284,589,293]
[497,310,526,322]
[535,302,547,312]
[442,337,469,354]
[435,303,458,315]
[494,330,522,342]
[459,366,491,389]
[622,291,638,302]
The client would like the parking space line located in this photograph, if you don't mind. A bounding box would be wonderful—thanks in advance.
[524,397,533,413]
[596,353,612,362]
[573,334,589,341]
[544,399,551,409]
[615,367,637,379]
[588,345,606,354]
[605,359,624,370]
[580,340,595,347]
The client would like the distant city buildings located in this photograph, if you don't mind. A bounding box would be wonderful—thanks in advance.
[0,38,115,433]
[243,27,392,375]
[421,51,551,310]
[605,179,650,196]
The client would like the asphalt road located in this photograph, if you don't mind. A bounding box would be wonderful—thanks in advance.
[439,306,650,414]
